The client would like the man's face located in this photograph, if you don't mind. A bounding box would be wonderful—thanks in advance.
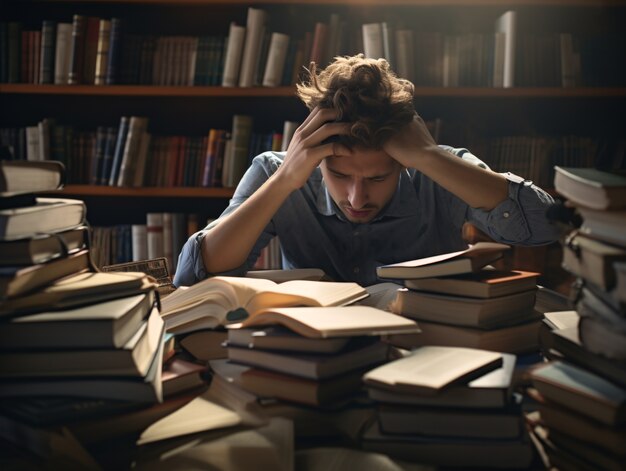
[320,147,402,224]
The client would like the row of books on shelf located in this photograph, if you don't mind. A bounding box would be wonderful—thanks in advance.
[524,166,626,470]
[3,9,625,88]
[0,116,299,187]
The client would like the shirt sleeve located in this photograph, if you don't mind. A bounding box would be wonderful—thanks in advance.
[172,153,279,287]
[467,171,561,246]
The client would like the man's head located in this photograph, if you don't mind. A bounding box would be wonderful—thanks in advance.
[296,54,416,223]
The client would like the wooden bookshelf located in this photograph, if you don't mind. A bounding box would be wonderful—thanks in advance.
[2,83,626,98]
[53,185,235,198]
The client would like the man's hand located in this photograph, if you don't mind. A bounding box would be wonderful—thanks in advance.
[382,113,438,170]
[275,106,351,191]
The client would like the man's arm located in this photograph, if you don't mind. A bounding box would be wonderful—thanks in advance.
[201,107,350,274]
[383,114,509,210]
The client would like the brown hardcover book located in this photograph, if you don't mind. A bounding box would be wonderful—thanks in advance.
[94,19,111,85]
[227,338,388,380]
[378,403,523,439]
[386,316,542,354]
[0,249,90,300]
[554,166,626,210]
[81,17,100,84]
[239,366,364,406]
[161,357,206,398]
[530,361,626,427]
[390,287,537,329]
[178,329,228,362]
[403,269,539,299]
[227,325,350,354]
[363,346,503,395]
[376,242,510,280]
[0,197,86,241]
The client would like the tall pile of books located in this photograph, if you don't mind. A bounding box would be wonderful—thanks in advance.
[222,305,419,408]
[527,166,626,470]
[376,242,542,354]
[0,160,162,458]
[360,346,536,468]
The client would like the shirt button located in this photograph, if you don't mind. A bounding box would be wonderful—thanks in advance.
[353,267,360,274]
[503,212,510,218]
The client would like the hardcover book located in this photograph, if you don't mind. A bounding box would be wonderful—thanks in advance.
[0,226,88,265]
[376,242,510,280]
[363,346,504,395]
[0,291,155,349]
[0,160,65,195]
[403,269,539,299]
[554,166,626,210]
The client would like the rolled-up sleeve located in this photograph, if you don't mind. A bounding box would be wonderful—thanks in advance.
[468,172,560,245]
[173,153,280,287]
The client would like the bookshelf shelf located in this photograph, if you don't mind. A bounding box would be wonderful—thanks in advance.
[2,84,625,98]
[26,0,626,6]
[53,185,235,198]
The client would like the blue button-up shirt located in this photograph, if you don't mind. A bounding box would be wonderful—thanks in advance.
[174,146,559,287]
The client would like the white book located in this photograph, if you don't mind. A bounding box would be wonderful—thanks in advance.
[37,118,51,161]
[262,32,290,87]
[222,22,246,87]
[131,224,148,261]
[281,120,299,152]
[238,8,268,87]
[494,10,517,88]
[53,23,72,85]
[362,23,384,60]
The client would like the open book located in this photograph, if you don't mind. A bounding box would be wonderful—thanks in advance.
[160,276,369,332]
[376,242,510,280]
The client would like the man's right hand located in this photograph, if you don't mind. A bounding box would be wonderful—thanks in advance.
[275,106,351,191]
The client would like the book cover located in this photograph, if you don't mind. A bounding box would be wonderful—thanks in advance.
[0,197,86,241]
[376,242,510,280]
[227,338,388,380]
[390,287,537,329]
[67,14,86,85]
[238,8,267,87]
[403,269,539,299]
[227,325,351,353]
[39,20,56,84]
[53,22,72,84]
[494,10,517,88]
[0,225,88,266]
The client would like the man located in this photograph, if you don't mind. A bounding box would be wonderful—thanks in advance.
[174,55,558,287]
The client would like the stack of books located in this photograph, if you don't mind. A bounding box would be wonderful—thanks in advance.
[0,160,162,428]
[360,346,536,468]
[222,305,420,407]
[377,242,541,353]
[526,166,626,469]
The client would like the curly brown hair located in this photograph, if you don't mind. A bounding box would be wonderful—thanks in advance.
[296,54,416,149]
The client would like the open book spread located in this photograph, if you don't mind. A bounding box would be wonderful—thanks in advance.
[160,276,369,331]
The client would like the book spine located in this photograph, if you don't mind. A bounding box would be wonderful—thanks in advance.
[362,23,384,60]
[131,224,148,261]
[94,19,111,85]
[227,115,253,187]
[221,22,246,87]
[82,17,100,85]
[105,18,122,85]
[67,14,86,85]
[39,20,56,84]
[146,213,164,260]
[7,22,21,83]
[309,22,328,66]
[53,23,72,84]
[262,32,290,87]
[108,116,130,186]
[117,116,149,187]
[238,8,267,87]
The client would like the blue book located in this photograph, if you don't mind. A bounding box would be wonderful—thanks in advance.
[105,18,122,84]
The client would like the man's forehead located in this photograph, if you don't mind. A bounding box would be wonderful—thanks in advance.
[325,151,398,175]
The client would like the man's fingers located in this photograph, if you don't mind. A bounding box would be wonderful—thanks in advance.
[303,122,351,148]
[298,107,339,139]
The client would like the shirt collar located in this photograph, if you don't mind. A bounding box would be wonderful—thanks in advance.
[315,169,418,220]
